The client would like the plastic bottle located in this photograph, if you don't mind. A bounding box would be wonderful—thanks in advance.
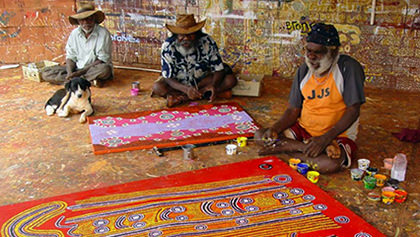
[391,153,407,182]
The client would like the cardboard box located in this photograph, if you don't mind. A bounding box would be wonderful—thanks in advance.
[232,74,264,97]
[22,60,59,82]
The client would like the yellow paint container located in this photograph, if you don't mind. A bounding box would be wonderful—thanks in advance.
[236,137,248,147]
[307,171,320,183]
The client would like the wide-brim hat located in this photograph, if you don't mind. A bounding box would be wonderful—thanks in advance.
[165,14,205,34]
[69,4,105,25]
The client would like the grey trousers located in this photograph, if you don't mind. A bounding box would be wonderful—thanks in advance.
[41,64,113,85]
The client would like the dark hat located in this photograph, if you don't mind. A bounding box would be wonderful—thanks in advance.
[69,4,105,25]
[306,23,340,46]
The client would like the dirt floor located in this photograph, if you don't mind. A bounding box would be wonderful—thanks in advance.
[0,67,419,236]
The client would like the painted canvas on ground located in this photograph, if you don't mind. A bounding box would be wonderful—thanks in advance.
[0,157,384,237]
[87,102,260,155]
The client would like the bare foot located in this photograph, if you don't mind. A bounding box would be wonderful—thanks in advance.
[326,140,341,159]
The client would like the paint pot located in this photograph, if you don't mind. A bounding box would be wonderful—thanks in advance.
[383,158,393,170]
[307,171,320,183]
[131,88,139,96]
[385,178,400,190]
[381,186,395,193]
[225,144,237,155]
[363,176,376,190]
[297,163,309,175]
[394,189,408,203]
[357,158,370,171]
[381,191,396,205]
[132,81,140,89]
[367,191,381,202]
[350,168,364,181]
[374,174,387,187]
[181,144,196,160]
[366,167,378,177]
[289,158,301,170]
[236,137,248,147]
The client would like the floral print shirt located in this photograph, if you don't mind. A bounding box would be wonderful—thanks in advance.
[161,34,224,86]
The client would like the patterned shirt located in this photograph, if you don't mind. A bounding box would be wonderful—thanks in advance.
[161,34,224,86]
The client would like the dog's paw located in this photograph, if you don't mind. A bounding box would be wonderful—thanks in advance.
[45,105,56,116]
[79,116,87,123]
[57,110,68,117]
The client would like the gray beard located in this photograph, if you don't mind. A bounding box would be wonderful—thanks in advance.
[305,53,338,77]
[81,26,94,35]
[175,41,197,56]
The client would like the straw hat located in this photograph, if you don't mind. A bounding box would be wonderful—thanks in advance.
[165,14,205,34]
[69,4,105,25]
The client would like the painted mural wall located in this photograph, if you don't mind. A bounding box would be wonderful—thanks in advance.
[0,0,75,63]
[1,0,419,91]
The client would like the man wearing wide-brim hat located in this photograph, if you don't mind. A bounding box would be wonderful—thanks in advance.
[152,14,237,107]
[42,4,113,87]
[255,23,366,174]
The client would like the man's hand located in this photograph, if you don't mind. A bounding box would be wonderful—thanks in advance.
[303,135,331,157]
[201,85,216,102]
[186,86,202,100]
[65,71,83,80]
[260,128,279,147]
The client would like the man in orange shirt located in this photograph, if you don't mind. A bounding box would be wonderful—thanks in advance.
[255,23,365,173]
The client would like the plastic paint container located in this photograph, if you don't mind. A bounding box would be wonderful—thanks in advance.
[297,163,309,175]
[132,81,140,89]
[374,174,387,187]
[225,144,237,155]
[131,88,139,96]
[181,144,196,160]
[357,158,370,171]
[394,189,407,203]
[236,137,248,147]
[350,168,364,181]
[307,171,320,183]
[383,158,393,170]
[289,158,301,170]
[381,191,396,205]
[367,191,381,202]
[366,167,378,176]
[363,176,376,189]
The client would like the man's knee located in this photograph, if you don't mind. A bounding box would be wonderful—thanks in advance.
[152,78,168,97]
[312,154,344,174]
[223,74,237,89]
[41,65,67,84]
[94,64,112,80]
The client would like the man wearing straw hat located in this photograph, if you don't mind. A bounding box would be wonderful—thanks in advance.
[152,14,237,107]
[42,4,113,87]
[255,23,366,174]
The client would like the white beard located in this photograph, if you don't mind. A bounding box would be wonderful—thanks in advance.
[81,26,94,35]
[305,53,338,77]
[175,41,196,56]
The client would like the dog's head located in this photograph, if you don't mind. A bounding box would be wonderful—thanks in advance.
[65,77,91,98]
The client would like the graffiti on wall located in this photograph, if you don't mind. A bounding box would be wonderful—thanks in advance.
[0,11,21,41]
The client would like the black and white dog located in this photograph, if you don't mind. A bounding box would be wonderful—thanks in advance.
[45,77,93,123]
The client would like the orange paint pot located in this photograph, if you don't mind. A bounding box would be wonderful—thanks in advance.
[374,174,387,187]
[289,158,301,170]
[381,191,396,205]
